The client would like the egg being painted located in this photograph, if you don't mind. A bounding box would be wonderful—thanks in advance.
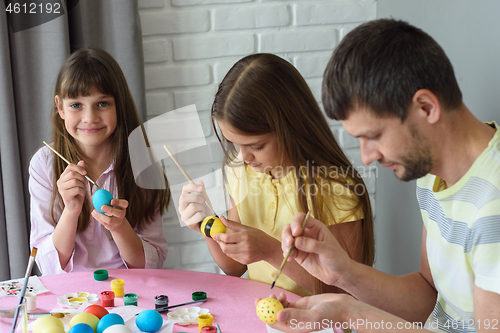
[200,216,226,238]
[256,298,284,324]
[92,189,113,213]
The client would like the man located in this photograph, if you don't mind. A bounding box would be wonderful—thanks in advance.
[272,19,500,332]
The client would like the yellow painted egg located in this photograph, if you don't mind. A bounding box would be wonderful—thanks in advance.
[200,216,226,238]
[42,326,66,333]
[256,298,283,324]
[32,315,64,333]
[70,313,100,332]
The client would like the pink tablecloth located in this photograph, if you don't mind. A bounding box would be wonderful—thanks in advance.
[27,269,301,332]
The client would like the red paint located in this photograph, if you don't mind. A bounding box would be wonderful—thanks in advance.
[101,291,115,307]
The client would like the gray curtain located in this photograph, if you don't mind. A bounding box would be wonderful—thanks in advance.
[0,0,147,280]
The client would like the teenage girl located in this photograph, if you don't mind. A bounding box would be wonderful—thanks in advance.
[29,48,171,275]
[179,53,374,296]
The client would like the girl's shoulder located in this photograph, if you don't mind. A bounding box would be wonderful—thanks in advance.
[29,145,55,173]
[314,174,361,204]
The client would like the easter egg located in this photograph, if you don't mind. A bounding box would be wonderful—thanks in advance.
[92,189,113,213]
[41,327,65,333]
[102,325,132,333]
[32,315,64,333]
[135,309,163,333]
[69,323,95,333]
[256,298,284,325]
[69,313,99,332]
[200,216,226,238]
[84,304,109,319]
[97,313,125,333]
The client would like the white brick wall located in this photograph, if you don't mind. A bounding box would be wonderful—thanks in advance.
[138,0,377,273]
[214,5,290,30]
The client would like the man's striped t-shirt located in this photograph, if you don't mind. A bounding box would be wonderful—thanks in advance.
[417,122,500,333]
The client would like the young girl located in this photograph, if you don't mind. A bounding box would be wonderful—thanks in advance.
[29,48,171,275]
[179,53,374,296]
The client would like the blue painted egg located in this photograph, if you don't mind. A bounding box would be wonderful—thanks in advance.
[69,323,94,333]
[92,189,113,214]
[135,310,163,332]
[96,313,125,333]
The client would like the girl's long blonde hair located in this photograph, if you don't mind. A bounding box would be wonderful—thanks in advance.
[211,53,374,295]
[50,48,170,232]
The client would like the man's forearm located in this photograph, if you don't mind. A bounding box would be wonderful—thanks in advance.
[338,263,436,323]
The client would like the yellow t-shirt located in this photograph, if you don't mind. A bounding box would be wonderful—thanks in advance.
[418,122,500,331]
[226,164,364,296]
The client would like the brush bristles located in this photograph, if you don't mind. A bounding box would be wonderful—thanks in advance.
[30,247,38,257]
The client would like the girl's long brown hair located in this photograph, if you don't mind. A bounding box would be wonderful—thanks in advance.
[50,48,170,233]
[211,53,374,295]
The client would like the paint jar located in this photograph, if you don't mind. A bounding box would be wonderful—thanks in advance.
[101,291,115,307]
[198,314,213,333]
[201,326,217,332]
[123,293,138,306]
[25,292,37,311]
[154,295,169,309]
[192,291,207,301]
[110,279,125,297]
[93,269,108,281]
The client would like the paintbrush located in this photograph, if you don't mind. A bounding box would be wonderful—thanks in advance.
[11,248,37,333]
[163,145,217,216]
[43,141,100,189]
[28,312,71,319]
[271,212,311,289]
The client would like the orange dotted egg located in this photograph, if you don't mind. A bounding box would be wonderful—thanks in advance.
[256,298,284,324]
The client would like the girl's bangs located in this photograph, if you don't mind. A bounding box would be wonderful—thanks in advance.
[60,61,114,99]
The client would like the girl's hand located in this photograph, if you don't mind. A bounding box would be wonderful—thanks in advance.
[179,180,213,232]
[281,212,352,286]
[213,216,278,265]
[92,198,129,232]
[56,160,87,214]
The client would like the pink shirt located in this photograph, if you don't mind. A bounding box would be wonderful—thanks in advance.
[29,146,168,275]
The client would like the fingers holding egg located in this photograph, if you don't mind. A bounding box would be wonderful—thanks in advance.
[256,298,284,324]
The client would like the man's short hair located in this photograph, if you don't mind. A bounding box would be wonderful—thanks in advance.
[322,19,463,121]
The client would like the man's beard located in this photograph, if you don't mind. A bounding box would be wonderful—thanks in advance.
[394,124,434,182]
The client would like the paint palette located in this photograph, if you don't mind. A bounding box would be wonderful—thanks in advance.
[0,276,49,296]
[166,307,210,325]
[57,292,99,308]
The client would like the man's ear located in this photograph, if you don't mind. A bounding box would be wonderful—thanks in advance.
[55,95,65,119]
[411,89,441,125]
